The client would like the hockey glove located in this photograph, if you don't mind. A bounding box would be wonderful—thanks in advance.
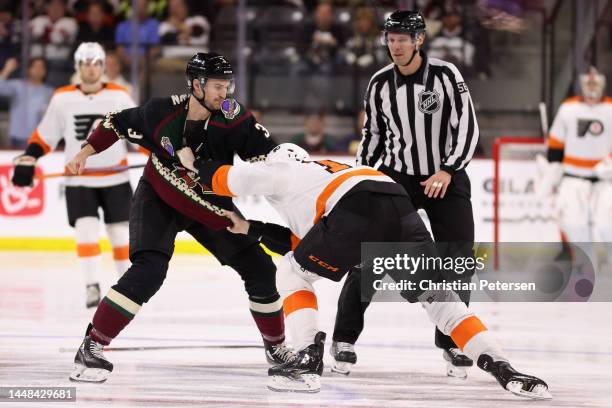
[594,156,612,180]
[11,154,36,187]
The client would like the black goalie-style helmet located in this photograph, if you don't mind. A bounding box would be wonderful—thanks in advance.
[383,10,426,38]
[186,52,235,95]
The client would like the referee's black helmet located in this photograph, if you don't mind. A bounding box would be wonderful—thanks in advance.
[383,10,426,37]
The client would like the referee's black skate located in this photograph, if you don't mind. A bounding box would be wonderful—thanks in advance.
[267,332,326,393]
[69,336,113,383]
[330,341,357,375]
[477,354,552,400]
[443,347,473,379]
[264,341,296,365]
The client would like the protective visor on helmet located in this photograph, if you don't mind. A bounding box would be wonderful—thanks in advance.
[196,74,236,97]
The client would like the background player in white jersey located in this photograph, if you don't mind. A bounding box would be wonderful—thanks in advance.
[11,42,136,308]
[185,143,551,399]
[540,67,612,265]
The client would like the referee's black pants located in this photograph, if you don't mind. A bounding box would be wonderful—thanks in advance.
[332,166,474,350]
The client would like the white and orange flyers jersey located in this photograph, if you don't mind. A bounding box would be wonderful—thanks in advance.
[29,83,136,187]
[547,96,612,178]
[214,159,395,239]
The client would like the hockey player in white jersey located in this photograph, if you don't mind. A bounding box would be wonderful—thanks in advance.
[184,143,551,399]
[11,42,136,308]
[540,67,612,265]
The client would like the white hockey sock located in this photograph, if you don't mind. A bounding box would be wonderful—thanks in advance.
[284,290,319,351]
[420,290,508,362]
[106,222,130,278]
[75,217,101,286]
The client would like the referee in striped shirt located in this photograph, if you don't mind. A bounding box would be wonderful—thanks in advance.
[330,10,478,378]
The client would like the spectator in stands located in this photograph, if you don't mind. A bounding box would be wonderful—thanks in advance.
[115,0,160,66]
[292,2,347,76]
[427,8,475,76]
[30,0,78,62]
[291,110,336,153]
[70,0,118,25]
[29,0,78,86]
[0,57,53,148]
[104,51,131,93]
[337,108,365,155]
[156,0,210,72]
[117,0,166,21]
[75,1,115,47]
[0,4,17,68]
[344,7,387,75]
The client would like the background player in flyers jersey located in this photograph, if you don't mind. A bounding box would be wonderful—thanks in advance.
[187,143,551,399]
[539,66,612,268]
[11,42,136,308]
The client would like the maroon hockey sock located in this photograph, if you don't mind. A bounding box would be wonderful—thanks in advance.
[249,294,285,345]
[89,288,141,346]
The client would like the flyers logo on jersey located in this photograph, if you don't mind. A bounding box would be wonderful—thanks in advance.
[74,114,105,141]
[418,90,440,114]
[0,165,44,216]
[577,119,604,137]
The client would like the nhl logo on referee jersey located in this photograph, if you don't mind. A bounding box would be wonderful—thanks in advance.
[221,98,240,119]
[418,90,440,114]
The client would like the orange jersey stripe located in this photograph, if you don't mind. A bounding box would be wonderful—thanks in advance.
[314,169,386,224]
[547,135,564,149]
[290,234,301,251]
[112,245,129,261]
[211,165,235,197]
[105,82,130,93]
[283,290,318,317]
[450,316,487,350]
[562,96,582,104]
[53,84,78,95]
[563,155,601,168]
[27,129,52,155]
[77,243,101,258]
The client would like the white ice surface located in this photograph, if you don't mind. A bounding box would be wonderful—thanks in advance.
[1,252,611,407]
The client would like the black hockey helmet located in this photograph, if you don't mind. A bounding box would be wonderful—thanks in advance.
[383,10,426,38]
[185,52,235,94]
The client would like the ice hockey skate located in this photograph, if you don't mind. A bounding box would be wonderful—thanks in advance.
[477,354,552,399]
[264,341,296,365]
[330,341,357,375]
[442,347,473,379]
[69,336,113,383]
[267,332,326,393]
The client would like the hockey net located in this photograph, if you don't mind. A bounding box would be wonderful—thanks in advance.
[492,137,560,269]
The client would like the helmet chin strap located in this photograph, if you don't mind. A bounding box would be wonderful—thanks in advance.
[194,91,216,113]
[402,48,419,66]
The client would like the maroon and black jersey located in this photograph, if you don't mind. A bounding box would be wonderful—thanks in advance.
[87,94,276,229]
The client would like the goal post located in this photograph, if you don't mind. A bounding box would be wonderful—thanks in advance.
[492,136,557,269]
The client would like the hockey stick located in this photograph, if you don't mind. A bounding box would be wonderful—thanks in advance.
[538,101,548,138]
[35,163,146,179]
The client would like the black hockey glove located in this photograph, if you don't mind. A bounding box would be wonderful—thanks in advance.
[194,158,225,186]
[11,154,36,187]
